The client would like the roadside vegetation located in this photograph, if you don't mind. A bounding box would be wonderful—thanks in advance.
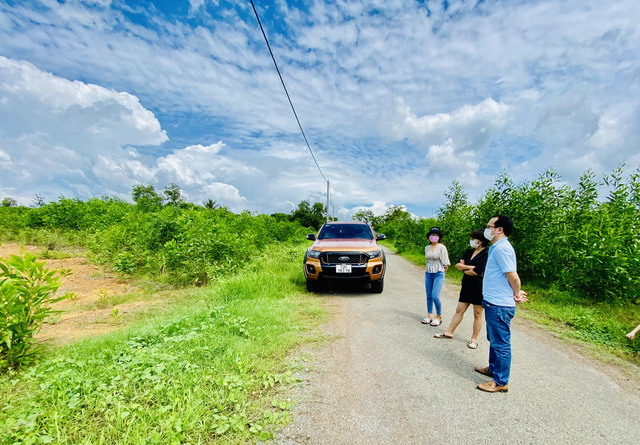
[374,165,640,366]
[0,184,327,444]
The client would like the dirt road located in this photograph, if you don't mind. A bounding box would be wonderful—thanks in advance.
[274,248,640,444]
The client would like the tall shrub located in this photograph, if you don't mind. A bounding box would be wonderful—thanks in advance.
[0,253,68,370]
[438,181,475,261]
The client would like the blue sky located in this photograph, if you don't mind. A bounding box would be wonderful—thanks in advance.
[1,0,639,218]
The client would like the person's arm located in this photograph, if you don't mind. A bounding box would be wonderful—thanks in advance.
[455,253,475,272]
[441,245,450,273]
[627,323,640,339]
[505,271,527,302]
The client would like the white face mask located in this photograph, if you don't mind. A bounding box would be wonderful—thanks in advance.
[484,228,495,241]
[470,240,480,248]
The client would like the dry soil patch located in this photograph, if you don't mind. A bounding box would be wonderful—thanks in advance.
[1,242,144,344]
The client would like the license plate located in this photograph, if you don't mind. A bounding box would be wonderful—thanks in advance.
[336,264,352,273]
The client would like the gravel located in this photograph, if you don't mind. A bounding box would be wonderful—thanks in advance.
[272,247,640,444]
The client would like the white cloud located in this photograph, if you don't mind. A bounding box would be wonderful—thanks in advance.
[388,98,511,151]
[1,1,640,216]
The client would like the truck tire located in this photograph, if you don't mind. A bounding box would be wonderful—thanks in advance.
[306,279,318,293]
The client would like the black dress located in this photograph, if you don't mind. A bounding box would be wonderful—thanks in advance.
[458,248,488,305]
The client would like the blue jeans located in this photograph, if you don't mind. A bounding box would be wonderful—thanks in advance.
[425,271,445,315]
[483,301,516,386]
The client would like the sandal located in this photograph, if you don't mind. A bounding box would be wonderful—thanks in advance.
[430,319,442,326]
[434,332,453,339]
[468,341,478,349]
[421,318,432,324]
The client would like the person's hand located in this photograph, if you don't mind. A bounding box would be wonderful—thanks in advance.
[460,260,465,265]
[514,290,528,303]
[627,332,637,340]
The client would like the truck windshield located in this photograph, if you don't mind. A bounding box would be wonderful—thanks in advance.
[318,224,373,240]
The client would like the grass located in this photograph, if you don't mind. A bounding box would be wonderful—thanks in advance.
[385,241,640,368]
[0,244,326,444]
[516,286,640,366]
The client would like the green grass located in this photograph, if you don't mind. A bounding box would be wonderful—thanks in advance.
[0,244,326,444]
[516,285,640,365]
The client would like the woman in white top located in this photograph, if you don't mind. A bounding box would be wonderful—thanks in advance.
[422,227,450,326]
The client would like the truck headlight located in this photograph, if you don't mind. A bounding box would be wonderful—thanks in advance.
[366,250,382,259]
[307,249,322,259]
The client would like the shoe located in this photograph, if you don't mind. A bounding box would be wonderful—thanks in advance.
[474,366,493,377]
[468,341,478,349]
[477,380,508,393]
[434,332,453,339]
[421,318,432,325]
[430,319,442,326]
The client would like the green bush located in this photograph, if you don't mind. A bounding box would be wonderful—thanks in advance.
[384,165,640,304]
[0,253,69,370]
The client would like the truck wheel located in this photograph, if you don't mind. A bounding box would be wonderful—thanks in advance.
[371,278,384,293]
[306,279,318,293]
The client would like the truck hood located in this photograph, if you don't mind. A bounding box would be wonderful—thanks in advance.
[312,239,379,251]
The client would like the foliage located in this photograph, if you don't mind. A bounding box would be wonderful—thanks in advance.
[2,198,17,207]
[163,183,185,207]
[0,254,69,370]
[290,200,327,230]
[352,209,383,226]
[0,194,310,287]
[131,183,163,212]
[437,181,475,261]
[0,245,322,444]
[375,205,435,254]
[384,165,640,305]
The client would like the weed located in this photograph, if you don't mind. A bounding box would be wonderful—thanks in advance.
[0,253,71,369]
[96,288,110,308]
[109,308,126,325]
[62,291,78,301]
[0,243,324,444]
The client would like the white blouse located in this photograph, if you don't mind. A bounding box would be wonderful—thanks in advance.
[425,244,450,273]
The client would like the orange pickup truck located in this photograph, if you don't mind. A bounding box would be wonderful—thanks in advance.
[303,221,386,293]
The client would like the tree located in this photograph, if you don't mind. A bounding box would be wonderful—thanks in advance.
[291,200,326,230]
[203,199,219,210]
[164,183,185,207]
[2,197,17,207]
[352,209,375,224]
[438,181,474,260]
[131,184,162,212]
[382,205,412,225]
[32,194,45,208]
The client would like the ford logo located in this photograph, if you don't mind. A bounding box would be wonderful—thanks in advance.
[339,256,350,262]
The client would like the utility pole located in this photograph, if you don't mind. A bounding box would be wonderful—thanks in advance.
[326,180,330,222]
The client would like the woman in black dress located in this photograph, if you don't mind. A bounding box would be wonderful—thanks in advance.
[434,229,488,349]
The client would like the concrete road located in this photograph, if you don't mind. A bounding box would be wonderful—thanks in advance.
[273,247,640,444]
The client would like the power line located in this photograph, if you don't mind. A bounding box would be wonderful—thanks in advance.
[249,0,327,183]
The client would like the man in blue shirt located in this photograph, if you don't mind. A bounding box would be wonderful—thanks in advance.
[475,215,527,393]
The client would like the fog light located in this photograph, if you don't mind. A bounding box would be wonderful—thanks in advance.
[307,265,316,274]
[372,265,382,274]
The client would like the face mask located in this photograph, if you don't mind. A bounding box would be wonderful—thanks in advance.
[470,240,480,248]
[484,228,495,241]
[429,236,439,243]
